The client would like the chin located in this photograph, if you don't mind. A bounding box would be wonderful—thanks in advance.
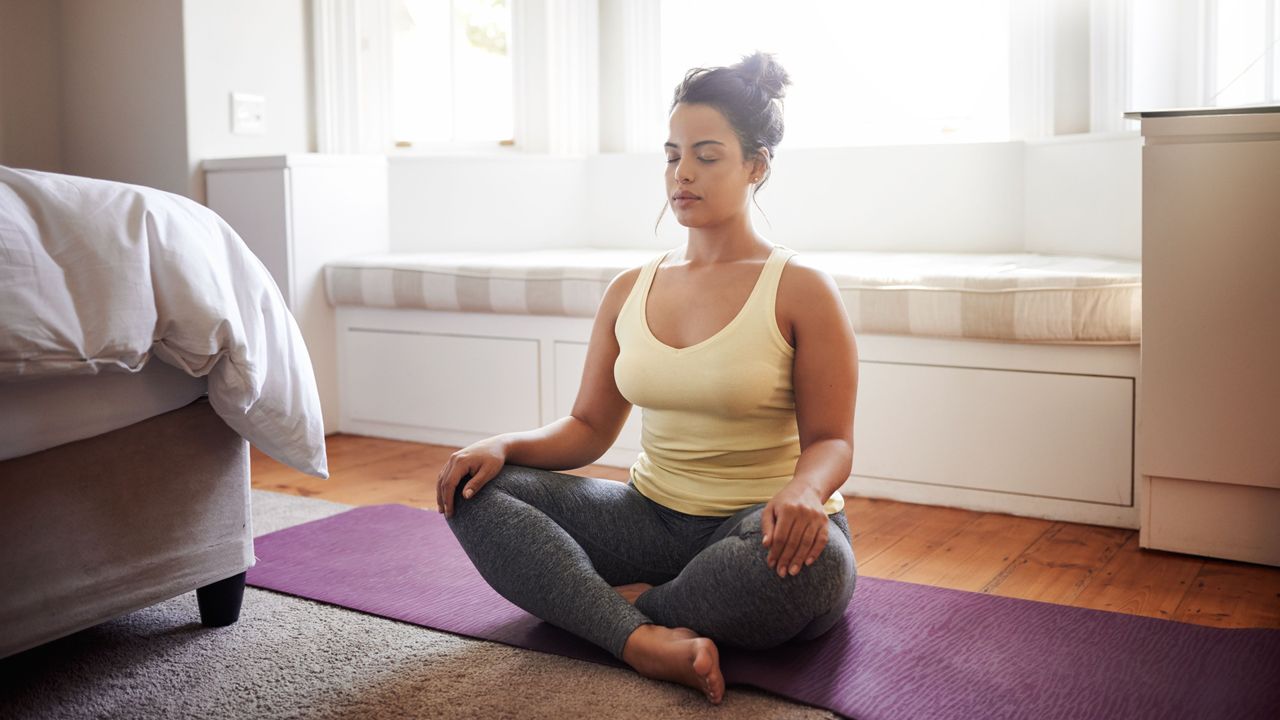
[672,210,712,229]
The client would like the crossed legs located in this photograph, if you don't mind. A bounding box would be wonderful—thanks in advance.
[444,464,857,702]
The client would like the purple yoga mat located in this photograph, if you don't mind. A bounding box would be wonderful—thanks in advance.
[246,504,1280,719]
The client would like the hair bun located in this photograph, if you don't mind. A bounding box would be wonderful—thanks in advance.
[736,51,790,102]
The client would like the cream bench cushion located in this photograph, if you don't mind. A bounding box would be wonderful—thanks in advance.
[324,249,1141,344]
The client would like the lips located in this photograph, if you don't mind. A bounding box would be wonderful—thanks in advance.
[673,192,700,201]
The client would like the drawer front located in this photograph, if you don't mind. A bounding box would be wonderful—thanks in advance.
[854,362,1133,506]
[553,341,643,452]
[343,330,541,435]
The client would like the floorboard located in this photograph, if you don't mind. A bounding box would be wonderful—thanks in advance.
[251,434,1280,630]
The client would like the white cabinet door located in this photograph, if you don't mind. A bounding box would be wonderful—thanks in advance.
[1141,138,1280,490]
[342,330,541,435]
[854,362,1134,505]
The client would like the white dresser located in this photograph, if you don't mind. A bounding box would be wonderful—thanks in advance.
[204,155,389,434]
[1125,106,1280,567]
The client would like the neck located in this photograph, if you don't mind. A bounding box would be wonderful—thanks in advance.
[681,213,770,265]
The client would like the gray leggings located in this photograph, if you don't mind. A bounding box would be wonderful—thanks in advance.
[445,464,857,661]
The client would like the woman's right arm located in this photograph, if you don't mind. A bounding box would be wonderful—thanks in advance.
[435,267,641,516]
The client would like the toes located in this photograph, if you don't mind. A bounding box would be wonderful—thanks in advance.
[693,641,724,703]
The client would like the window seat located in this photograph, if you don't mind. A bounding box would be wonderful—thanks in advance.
[324,249,1141,345]
[325,248,1141,531]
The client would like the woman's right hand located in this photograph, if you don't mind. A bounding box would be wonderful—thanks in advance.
[436,436,509,518]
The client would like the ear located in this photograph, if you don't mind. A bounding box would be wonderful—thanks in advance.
[752,148,771,181]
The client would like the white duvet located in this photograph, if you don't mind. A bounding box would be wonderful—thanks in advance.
[0,166,328,478]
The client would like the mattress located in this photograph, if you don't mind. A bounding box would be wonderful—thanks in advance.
[1,166,327,477]
[0,359,208,461]
[323,249,1142,344]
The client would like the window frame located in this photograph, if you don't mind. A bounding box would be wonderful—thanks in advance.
[319,0,1279,155]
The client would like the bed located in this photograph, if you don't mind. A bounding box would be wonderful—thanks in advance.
[0,166,328,659]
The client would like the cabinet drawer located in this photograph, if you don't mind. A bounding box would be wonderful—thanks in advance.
[342,330,541,435]
[854,362,1133,505]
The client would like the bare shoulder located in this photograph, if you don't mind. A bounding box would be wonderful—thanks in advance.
[596,265,644,321]
[776,254,855,351]
[778,255,844,314]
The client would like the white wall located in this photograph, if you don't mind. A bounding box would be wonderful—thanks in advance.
[390,140,1028,254]
[387,133,1140,260]
[1024,132,1142,259]
[183,0,313,202]
[59,0,189,196]
[0,0,63,172]
[388,155,589,252]
[1053,0,1091,135]
[729,142,1025,253]
[7,0,1140,261]
[585,142,1027,252]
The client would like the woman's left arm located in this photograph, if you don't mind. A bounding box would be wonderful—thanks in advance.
[761,262,859,578]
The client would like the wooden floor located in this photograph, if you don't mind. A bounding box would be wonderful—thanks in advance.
[251,434,1280,630]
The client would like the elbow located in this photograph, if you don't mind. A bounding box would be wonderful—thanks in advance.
[569,413,619,465]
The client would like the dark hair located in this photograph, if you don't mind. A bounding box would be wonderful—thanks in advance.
[655,52,790,233]
[670,51,791,191]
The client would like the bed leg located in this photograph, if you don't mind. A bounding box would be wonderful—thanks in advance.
[197,571,247,627]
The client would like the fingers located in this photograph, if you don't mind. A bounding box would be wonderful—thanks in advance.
[436,453,504,518]
[435,457,453,514]
[436,456,474,518]
[766,511,830,578]
[760,503,776,547]
[804,525,830,567]
[766,513,793,571]
[459,463,498,505]
[772,518,811,577]
[778,521,820,577]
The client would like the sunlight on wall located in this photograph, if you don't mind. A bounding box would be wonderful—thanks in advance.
[659,0,1011,148]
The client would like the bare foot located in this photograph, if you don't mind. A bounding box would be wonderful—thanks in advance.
[612,582,653,605]
[622,624,725,704]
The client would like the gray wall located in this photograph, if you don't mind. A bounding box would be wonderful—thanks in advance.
[59,0,189,196]
[0,0,64,173]
[0,0,313,201]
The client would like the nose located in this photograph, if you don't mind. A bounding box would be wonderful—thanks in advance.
[673,156,693,184]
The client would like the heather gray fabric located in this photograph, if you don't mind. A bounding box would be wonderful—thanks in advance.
[0,399,252,659]
[446,464,856,661]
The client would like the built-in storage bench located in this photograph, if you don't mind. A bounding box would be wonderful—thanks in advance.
[326,249,1142,529]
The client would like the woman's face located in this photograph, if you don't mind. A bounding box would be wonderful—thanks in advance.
[664,102,763,228]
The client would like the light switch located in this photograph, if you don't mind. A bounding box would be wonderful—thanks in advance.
[231,92,266,135]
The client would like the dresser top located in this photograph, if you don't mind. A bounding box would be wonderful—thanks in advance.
[1124,105,1280,119]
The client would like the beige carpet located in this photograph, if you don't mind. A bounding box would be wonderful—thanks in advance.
[0,490,840,719]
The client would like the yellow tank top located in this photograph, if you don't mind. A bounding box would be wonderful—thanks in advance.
[613,244,845,517]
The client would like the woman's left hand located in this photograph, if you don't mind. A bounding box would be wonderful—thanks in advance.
[761,482,830,578]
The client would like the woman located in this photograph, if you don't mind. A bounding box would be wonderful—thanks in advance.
[436,51,858,705]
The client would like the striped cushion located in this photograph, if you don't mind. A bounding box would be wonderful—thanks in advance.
[325,249,1141,344]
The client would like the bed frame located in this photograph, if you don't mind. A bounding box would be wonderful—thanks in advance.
[0,398,253,659]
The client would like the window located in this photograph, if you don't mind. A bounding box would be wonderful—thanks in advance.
[1207,0,1279,106]
[1129,0,1280,114]
[391,0,513,148]
[658,0,1012,147]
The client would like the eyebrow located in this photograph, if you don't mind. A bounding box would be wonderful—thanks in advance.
[663,140,726,150]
